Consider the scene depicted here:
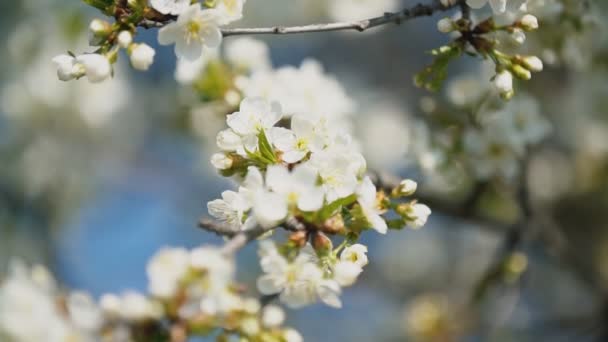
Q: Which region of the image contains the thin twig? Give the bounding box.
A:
[220,225,276,255]
[139,1,459,36]
[199,216,307,255]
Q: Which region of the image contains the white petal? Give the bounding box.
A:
[157,23,181,45]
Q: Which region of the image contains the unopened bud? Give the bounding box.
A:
[88,19,111,46]
[312,232,333,256]
[521,56,543,72]
[289,231,308,248]
[322,215,345,234]
[510,29,526,44]
[519,14,539,31]
[511,64,531,80]
[493,70,514,95]
[437,18,455,33]
[117,31,133,49]
[393,179,418,197]
[211,153,233,170]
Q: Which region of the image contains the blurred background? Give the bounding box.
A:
[1,0,607,341]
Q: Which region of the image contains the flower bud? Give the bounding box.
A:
[519,14,539,31]
[312,232,333,255]
[396,202,432,229]
[288,231,308,248]
[522,56,543,72]
[75,54,111,83]
[262,305,285,328]
[322,215,345,234]
[52,54,84,81]
[117,31,133,49]
[129,43,156,71]
[511,64,531,80]
[493,70,513,95]
[437,18,455,33]
[211,153,233,170]
[88,19,111,46]
[510,29,526,44]
[393,179,418,197]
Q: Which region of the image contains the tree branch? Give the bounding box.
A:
[198,216,307,255]
[140,1,459,36]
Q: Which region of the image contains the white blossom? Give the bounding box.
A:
[340,244,369,267]
[222,97,282,155]
[272,115,326,163]
[333,261,362,287]
[207,190,253,230]
[265,163,325,212]
[158,4,222,61]
[257,242,342,308]
[356,176,388,234]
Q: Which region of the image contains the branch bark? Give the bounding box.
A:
[140,1,459,36]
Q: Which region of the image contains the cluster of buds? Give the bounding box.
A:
[425,12,543,100]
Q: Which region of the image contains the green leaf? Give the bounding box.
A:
[319,194,357,221]
[257,129,278,164]
[414,44,463,92]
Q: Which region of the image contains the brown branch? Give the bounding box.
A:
[139,1,459,36]
[198,216,307,255]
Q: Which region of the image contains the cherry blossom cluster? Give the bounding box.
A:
[0,250,301,342]
[207,95,431,308]
[53,0,246,83]
[422,0,544,99]
[414,91,551,183]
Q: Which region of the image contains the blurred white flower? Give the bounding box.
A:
[225,37,271,72]
[147,247,190,298]
[150,0,190,15]
[328,0,400,22]
[262,305,286,328]
[236,59,355,120]
[466,0,507,13]
[214,0,247,25]
[120,291,163,321]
